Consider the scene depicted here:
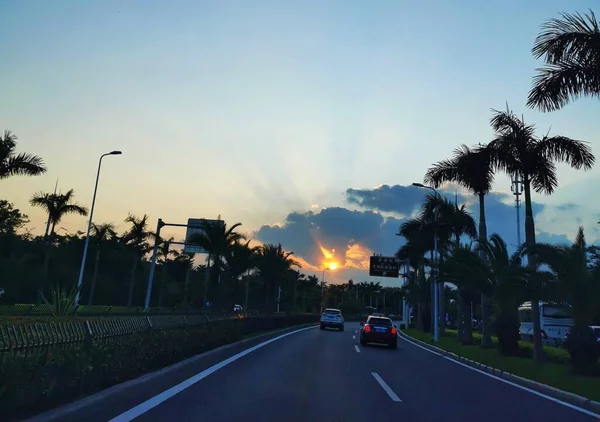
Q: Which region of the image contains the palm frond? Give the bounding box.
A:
[1,152,46,178]
[527,59,600,112]
[532,10,600,64]
[539,135,595,170]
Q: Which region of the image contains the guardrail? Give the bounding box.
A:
[0,312,256,358]
[0,312,317,358]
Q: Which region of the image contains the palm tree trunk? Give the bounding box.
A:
[523,176,545,362]
[438,253,446,338]
[293,279,298,312]
[38,246,52,304]
[88,248,101,305]
[244,272,250,310]
[183,265,191,306]
[460,288,474,345]
[430,251,435,333]
[127,253,139,307]
[478,193,493,348]
[455,234,465,343]
[203,256,211,307]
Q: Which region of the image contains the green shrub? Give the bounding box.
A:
[0,315,316,419]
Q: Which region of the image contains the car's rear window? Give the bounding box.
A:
[323,309,341,315]
[368,317,392,326]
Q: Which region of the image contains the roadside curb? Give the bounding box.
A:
[25,323,317,422]
[397,330,600,415]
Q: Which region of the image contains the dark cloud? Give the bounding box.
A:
[346,185,436,216]
[254,207,404,263]
[254,184,580,282]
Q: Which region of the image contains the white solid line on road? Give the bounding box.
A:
[108,325,318,422]
[371,373,402,402]
[397,333,442,356]
[354,345,361,353]
[442,356,600,419]
[397,332,600,418]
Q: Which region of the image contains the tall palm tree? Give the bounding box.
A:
[0,130,46,179]
[526,227,600,374]
[527,10,600,112]
[424,144,496,347]
[122,213,155,307]
[186,220,246,306]
[255,243,300,312]
[30,189,88,238]
[488,106,595,361]
[88,222,117,305]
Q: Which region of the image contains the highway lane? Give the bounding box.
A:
[130,323,403,422]
[108,322,599,422]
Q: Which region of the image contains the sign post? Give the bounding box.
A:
[143,217,223,309]
[369,256,400,278]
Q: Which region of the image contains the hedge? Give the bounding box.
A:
[0,314,318,419]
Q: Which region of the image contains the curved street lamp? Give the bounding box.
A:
[75,151,122,305]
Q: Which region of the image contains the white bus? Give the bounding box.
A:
[518,302,573,347]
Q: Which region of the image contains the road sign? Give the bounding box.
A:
[183,218,224,254]
[369,256,400,278]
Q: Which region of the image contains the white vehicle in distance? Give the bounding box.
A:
[518,301,573,346]
[320,308,344,331]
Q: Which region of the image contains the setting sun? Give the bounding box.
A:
[328,262,338,270]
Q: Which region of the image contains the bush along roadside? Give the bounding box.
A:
[0,314,318,419]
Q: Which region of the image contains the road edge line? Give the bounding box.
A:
[25,323,318,422]
[397,330,600,417]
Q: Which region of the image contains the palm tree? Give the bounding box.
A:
[186,220,246,306]
[527,227,600,374]
[424,144,496,347]
[255,243,300,312]
[88,222,117,305]
[398,217,436,332]
[30,189,88,238]
[527,10,600,112]
[421,193,477,338]
[0,130,46,179]
[444,234,530,355]
[30,189,88,299]
[227,240,258,310]
[174,252,195,306]
[488,106,595,361]
[122,213,155,307]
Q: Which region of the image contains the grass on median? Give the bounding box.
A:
[403,328,600,402]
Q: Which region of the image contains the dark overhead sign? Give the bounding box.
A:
[369,256,400,278]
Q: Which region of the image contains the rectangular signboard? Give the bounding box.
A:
[369,256,400,278]
[183,218,224,254]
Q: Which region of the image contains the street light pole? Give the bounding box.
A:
[75,151,122,305]
[412,182,440,342]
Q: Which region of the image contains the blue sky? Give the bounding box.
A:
[1,1,600,284]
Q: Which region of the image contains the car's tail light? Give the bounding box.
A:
[364,324,371,333]
[391,327,397,335]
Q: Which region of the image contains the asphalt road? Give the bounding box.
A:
[31,322,600,422]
